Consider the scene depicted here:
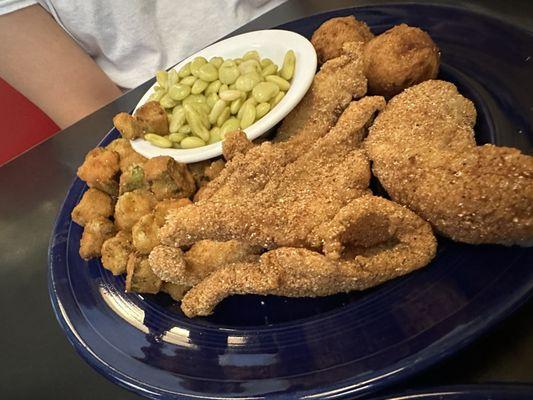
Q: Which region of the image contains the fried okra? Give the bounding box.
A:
[114,189,157,231]
[113,113,144,140]
[71,188,114,227]
[77,147,120,196]
[79,217,116,260]
[143,156,196,200]
[160,282,189,301]
[125,252,162,294]
[132,213,160,254]
[106,138,148,172]
[154,198,192,226]
[101,231,133,275]
[119,164,148,195]
[134,101,169,135]
[188,159,226,188]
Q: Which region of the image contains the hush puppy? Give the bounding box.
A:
[311,15,374,64]
[363,24,440,98]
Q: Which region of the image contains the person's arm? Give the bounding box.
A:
[0,4,122,129]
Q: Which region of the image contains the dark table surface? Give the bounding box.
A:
[1,1,532,399]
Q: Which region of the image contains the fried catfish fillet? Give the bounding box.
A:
[365,80,533,245]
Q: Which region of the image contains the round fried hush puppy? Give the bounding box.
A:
[114,189,157,231]
[125,252,162,294]
[132,213,160,254]
[79,217,116,260]
[101,231,133,275]
[363,24,440,98]
[311,15,374,64]
[71,188,114,227]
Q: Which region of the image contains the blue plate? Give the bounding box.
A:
[371,385,533,399]
[49,4,533,399]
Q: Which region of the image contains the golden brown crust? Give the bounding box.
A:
[79,217,116,260]
[71,188,114,227]
[77,147,120,196]
[134,101,169,135]
[101,231,133,275]
[275,41,368,146]
[311,15,374,64]
[160,97,385,250]
[106,138,148,172]
[153,198,192,226]
[365,80,533,245]
[132,213,160,254]
[113,113,144,140]
[125,252,162,294]
[114,189,157,231]
[363,24,440,98]
[222,130,253,161]
[149,240,261,287]
[143,156,196,200]
[180,196,436,317]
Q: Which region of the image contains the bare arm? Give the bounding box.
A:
[0,5,122,128]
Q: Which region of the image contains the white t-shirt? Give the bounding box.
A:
[0,0,286,88]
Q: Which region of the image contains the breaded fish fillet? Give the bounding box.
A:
[365,80,533,245]
[179,195,436,317]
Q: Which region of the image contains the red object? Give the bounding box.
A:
[0,77,59,166]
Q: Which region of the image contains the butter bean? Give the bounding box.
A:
[178,62,191,78]
[240,103,256,129]
[190,56,207,77]
[197,63,218,82]
[206,93,219,108]
[191,79,208,94]
[156,70,168,89]
[169,106,185,132]
[219,90,243,102]
[205,80,222,96]
[168,132,187,143]
[208,99,228,125]
[252,82,279,103]
[168,83,191,101]
[256,102,271,119]
[209,57,224,69]
[261,63,278,77]
[181,136,206,148]
[280,50,296,80]
[145,133,172,148]
[216,106,231,127]
[208,127,222,144]
[270,91,285,108]
[159,94,178,109]
[265,75,291,91]
[180,76,197,86]
[220,118,241,136]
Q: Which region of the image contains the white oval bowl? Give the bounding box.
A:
[130,29,317,164]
